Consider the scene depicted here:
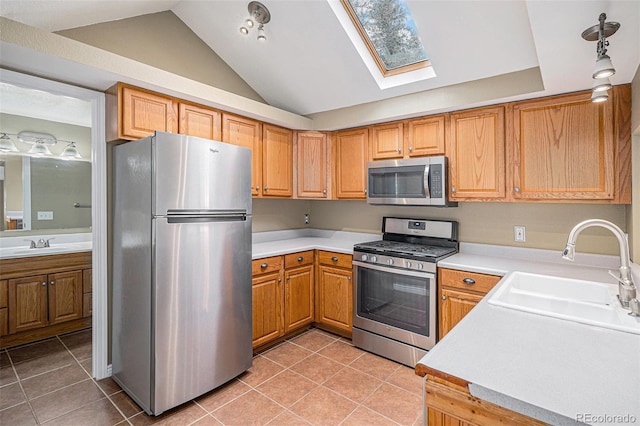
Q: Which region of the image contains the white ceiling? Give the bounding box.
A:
[0,0,639,117]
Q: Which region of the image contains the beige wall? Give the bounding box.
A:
[56,11,265,104]
[309,200,627,256]
[3,156,22,211]
[630,64,640,261]
[253,199,310,232]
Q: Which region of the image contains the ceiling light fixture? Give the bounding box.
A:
[61,141,82,159]
[239,1,271,42]
[0,133,19,152]
[581,13,619,102]
[28,140,53,156]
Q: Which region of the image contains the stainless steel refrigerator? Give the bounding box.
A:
[112,131,252,415]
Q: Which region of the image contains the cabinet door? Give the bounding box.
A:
[317,265,352,333]
[48,271,83,325]
[8,275,48,334]
[0,280,8,336]
[334,128,368,199]
[439,288,483,338]
[284,265,314,333]
[371,122,404,160]
[512,91,614,200]
[262,124,293,197]
[448,106,505,200]
[178,103,221,141]
[296,132,328,198]
[121,85,177,139]
[222,114,262,196]
[407,115,445,157]
[252,271,283,348]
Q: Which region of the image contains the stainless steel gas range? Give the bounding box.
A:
[352,217,459,367]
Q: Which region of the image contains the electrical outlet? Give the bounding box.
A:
[514,226,526,242]
[37,211,54,221]
[304,214,310,225]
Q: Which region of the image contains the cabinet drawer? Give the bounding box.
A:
[284,251,314,269]
[439,268,501,294]
[252,256,283,276]
[318,251,352,269]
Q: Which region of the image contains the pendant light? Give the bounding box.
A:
[0,133,19,152]
[581,13,620,103]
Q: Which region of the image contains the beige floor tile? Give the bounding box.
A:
[386,365,424,396]
[12,350,76,381]
[363,383,422,425]
[0,362,18,387]
[0,382,26,410]
[0,350,10,368]
[290,386,357,426]
[342,406,399,426]
[212,390,284,425]
[238,356,285,387]
[8,339,66,365]
[42,397,125,426]
[196,379,251,412]
[256,370,316,407]
[349,352,400,380]
[59,329,92,361]
[289,330,336,352]
[128,401,207,426]
[96,377,122,396]
[110,390,143,418]
[318,341,365,365]
[323,366,382,403]
[21,363,90,400]
[266,410,312,425]
[79,358,92,376]
[289,354,344,384]
[190,414,223,425]
[262,342,313,368]
[30,379,104,424]
[0,402,37,425]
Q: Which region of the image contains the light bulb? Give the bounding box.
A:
[240,26,249,35]
[592,54,615,79]
[245,18,254,28]
[591,90,609,103]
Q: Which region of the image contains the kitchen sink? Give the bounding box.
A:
[488,271,640,335]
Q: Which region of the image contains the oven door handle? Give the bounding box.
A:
[353,260,435,279]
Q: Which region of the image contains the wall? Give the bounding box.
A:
[56,11,265,104]
[252,199,310,232]
[630,64,640,261]
[310,200,627,256]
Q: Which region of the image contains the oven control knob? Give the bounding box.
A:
[406,261,412,268]
[361,254,368,261]
[417,263,424,270]
[387,259,394,265]
[370,256,377,263]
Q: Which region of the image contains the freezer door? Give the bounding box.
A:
[152,132,252,215]
[152,214,252,414]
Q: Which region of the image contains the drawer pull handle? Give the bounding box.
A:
[297,256,303,261]
[462,278,476,285]
[260,263,268,269]
[331,257,338,262]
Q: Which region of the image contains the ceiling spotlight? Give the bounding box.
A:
[592,77,612,92]
[240,26,249,35]
[0,133,19,152]
[61,142,82,159]
[257,24,266,42]
[581,13,619,102]
[591,90,609,103]
[239,1,271,42]
[245,18,254,28]
[592,54,615,79]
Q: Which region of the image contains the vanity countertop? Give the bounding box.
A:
[0,233,92,259]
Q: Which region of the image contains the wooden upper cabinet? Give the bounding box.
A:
[178,103,221,141]
[296,132,328,198]
[334,128,369,199]
[407,115,445,157]
[447,106,506,200]
[262,124,293,197]
[222,113,262,196]
[511,91,615,201]
[370,122,404,160]
[120,84,177,140]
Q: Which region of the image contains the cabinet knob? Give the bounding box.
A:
[256,186,260,191]
[287,276,291,281]
[260,263,268,269]
[451,187,456,193]
[297,256,303,261]
[397,148,401,153]
[514,187,520,193]
[331,257,338,262]
[347,277,351,281]
[278,278,282,282]
[50,281,55,285]
[41,282,47,286]
[409,146,413,152]
[264,187,269,191]
[364,189,367,194]
[462,278,476,285]
[442,295,446,300]
[323,189,327,194]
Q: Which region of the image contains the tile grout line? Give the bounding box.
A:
[4,346,40,424]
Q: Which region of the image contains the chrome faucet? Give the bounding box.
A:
[562,219,639,316]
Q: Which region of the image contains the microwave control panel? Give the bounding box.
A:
[429,164,443,199]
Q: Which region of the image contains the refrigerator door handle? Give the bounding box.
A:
[166,214,247,224]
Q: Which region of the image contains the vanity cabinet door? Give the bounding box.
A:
[0,280,7,336]
[8,275,48,334]
[48,271,83,325]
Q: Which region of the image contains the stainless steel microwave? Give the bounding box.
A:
[367,156,457,206]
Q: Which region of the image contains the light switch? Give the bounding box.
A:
[37,211,54,220]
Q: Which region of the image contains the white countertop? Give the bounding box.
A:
[0,233,93,259]
[421,243,640,425]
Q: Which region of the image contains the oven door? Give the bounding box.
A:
[352,260,437,350]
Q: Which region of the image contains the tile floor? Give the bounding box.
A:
[0,328,424,425]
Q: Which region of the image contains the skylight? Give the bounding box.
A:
[340,0,430,77]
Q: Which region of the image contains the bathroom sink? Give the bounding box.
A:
[488,271,640,335]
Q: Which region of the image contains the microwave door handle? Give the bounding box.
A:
[423,164,430,198]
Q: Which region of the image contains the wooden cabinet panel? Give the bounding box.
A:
[179,103,221,141]
[334,128,368,199]
[407,115,445,156]
[317,265,352,333]
[82,269,92,293]
[0,280,7,308]
[371,122,403,160]
[448,106,505,200]
[296,132,328,198]
[83,293,92,318]
[284,265,314,332]
[512,91,614,200]
[222,113,262,196]
[0,280,6,336]
[284,251,314,269]
[318,251,352,269]
[252,256,283,276]
[439,288,483,338]
[121,85,177,139]
[252,271,283,348]
[439,269,501,294]
[9,275,48,334]
[48,271,83,325]
[262,124,293,197]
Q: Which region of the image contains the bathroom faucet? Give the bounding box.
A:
[562,219,639,316]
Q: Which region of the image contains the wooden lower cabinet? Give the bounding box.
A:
[0,252,92,348]
[252,269,283,348]
[284,251,314,333]
[316,251,353,336]
[438,268,501,338]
